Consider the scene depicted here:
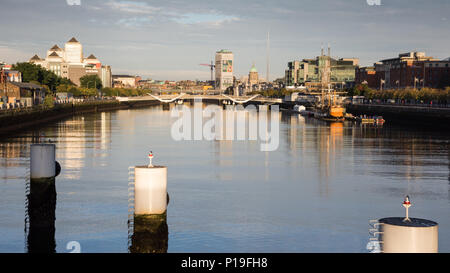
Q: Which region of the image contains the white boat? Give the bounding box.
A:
[293,105,306,113]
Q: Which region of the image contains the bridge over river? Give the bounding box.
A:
[116,93,282,105]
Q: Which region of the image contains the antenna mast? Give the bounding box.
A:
[266,30,270,83]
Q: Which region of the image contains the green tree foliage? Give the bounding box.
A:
[68,86,81,97]
[56,85,149,98]
[79,88,98,97]
[12,62,73,91]
[100,87,148,97]
[101,87,116,97]
[79,75,102,89]
[56,84,70,93]
[43,95,55,109]
[348,84,374,97]
[350,84,450,104]
[258,88,293,98]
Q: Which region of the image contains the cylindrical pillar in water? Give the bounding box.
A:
[130,213,168,253]
[379,217,438,253]
[31,144,55,179]
[28,144,58,252]
[27,177,57,253]
[134,166,167,215]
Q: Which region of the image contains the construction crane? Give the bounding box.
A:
[199,61,215,88]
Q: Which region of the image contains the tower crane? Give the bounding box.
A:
[199,61,215,88]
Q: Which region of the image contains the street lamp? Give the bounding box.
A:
[414,77,419,90]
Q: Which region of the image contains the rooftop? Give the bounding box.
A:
[86,54,97,60]
[48,52,60,57]
[9,82,43,89]
[67,37,79,43]
[50,44,61,50]
[112,75,136,78]
[30,55,42,61]
[217,49,232,53]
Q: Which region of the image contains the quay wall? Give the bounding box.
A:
[346,103,450,129]
[0,100,160,136]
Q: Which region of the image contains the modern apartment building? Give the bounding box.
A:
[29,37,112,88]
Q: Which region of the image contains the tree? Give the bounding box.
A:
[68,86,81,97]
[80,75,102,90]
[79,88,98,97]
[56,84,69,93]
[12,62,74,91]
[101,87,117,97]
[43,95,54,109]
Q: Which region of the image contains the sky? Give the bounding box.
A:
[0,0,449,81]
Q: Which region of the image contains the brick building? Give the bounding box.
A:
[0,82,45,104]
[356,52,450,89]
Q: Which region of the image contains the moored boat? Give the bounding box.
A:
[356,115,385,124]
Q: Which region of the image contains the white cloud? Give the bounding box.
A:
[106,0,160,15]
[174,13,240,26]
[116,17,153,27]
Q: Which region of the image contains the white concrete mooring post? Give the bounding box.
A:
[130,152,169,253]
[377,196,438,253]
[30,144,56,179]
[134,153,167,215]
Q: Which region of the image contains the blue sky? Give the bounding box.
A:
[0,0,449,80]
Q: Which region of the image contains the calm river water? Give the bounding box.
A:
[0,104,449,253]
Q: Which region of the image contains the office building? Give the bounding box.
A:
[285,47,359,90]
[215,49,234,91]
[112,75,141,88]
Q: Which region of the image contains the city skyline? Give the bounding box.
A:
[0,0,449,81]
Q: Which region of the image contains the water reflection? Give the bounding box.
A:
[129,214,169,253]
